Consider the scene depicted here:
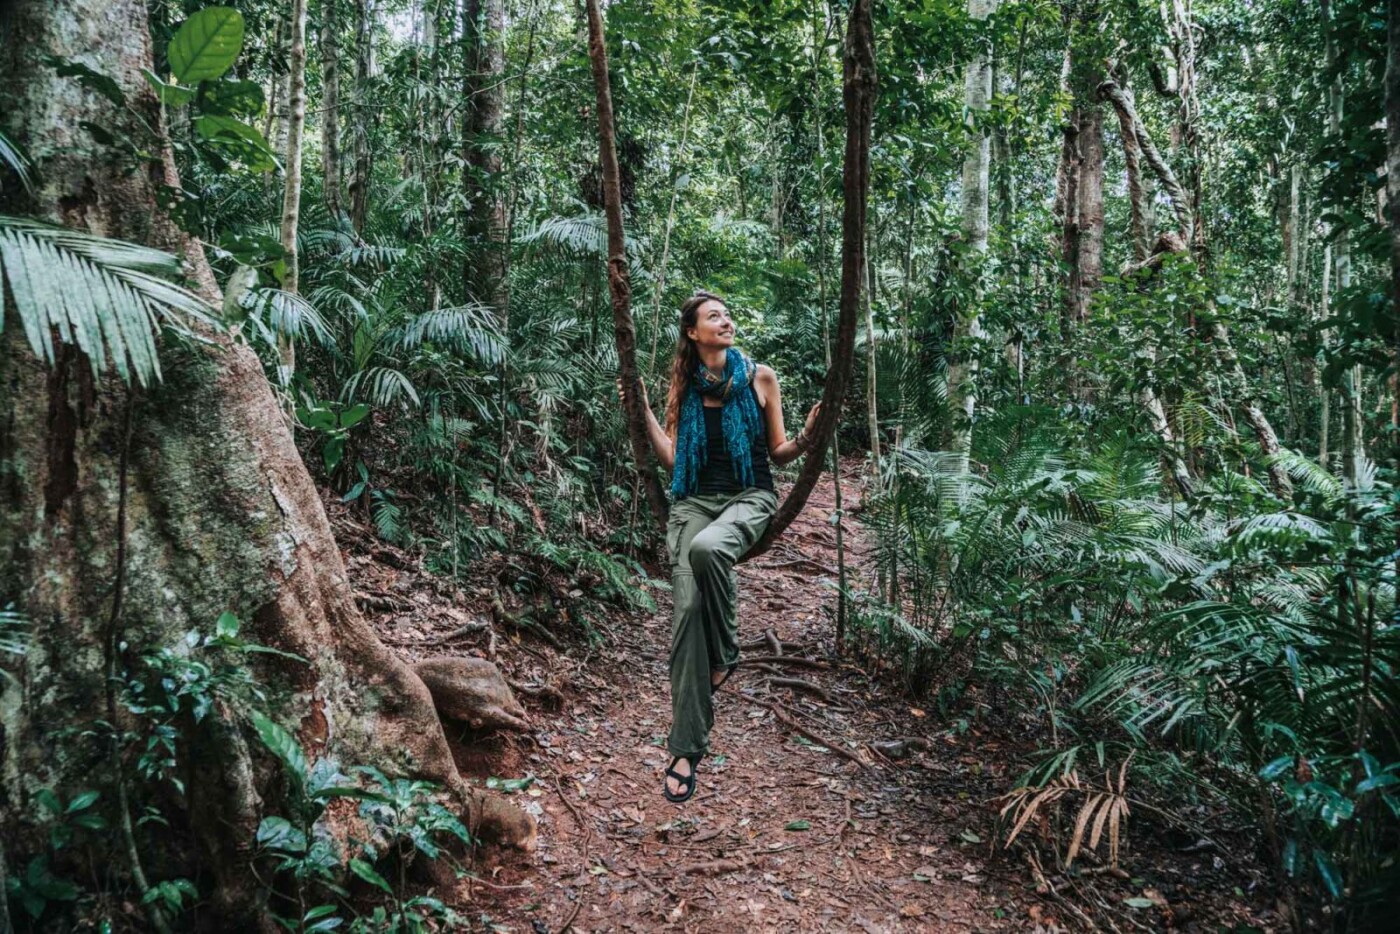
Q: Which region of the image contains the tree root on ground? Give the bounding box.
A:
[739,654,829,669]
[755,699,870,770]
[765,676,834,703]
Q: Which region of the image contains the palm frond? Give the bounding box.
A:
[0,215,219,385]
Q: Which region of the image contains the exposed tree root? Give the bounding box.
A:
[755,700,870,770]
[766,676,834,703]
[740,654,829,669]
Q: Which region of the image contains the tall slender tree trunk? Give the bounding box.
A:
[948,0,997,466]
[349,0,372,233]
[0,1,530,924]
[1102,77,1290,498]
[321,0,344,219]
[1385,0,1400,577]
[1065,104,1104,327]
[1320,242,1333,466]
[584,0,668,527]
[463,0,507,309]
[1326,0,1363,485]
[277,0,309,388]
[810,3,847,643]
[865,210,881,487]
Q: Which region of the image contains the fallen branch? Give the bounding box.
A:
[869,737,932,760]
[766,677,834,703]
[755,699,869,770]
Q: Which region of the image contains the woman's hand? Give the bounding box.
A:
[616,377,650,409]
[802,401,821,438]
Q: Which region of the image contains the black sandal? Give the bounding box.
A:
[662,755,698,803]
[710,664,738,696]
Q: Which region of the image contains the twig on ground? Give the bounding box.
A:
[554,773,591,861]
[555,899,581,934]
[755,699,870,770]
[390,620,491,646]
[1024,849,1099,931]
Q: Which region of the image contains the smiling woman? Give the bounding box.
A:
[619,290,821,802]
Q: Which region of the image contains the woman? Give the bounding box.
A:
[623,290,821,802]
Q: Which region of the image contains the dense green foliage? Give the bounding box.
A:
[4,0,1398,929]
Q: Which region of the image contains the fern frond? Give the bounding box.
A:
[0,215,218,385]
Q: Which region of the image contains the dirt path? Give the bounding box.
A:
[348,462,1280,932]
[446,466,1025,932]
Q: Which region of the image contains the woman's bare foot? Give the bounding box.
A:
[665,756,693,797]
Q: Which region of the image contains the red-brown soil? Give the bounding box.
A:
[346,463,1281,933]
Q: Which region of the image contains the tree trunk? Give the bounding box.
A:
[463,0,507,310]
[1386,0,1400,577]
[1326,0,1363,485]
[321,0,344,219]
[865,215,881,487]
[584,0,668,528]
[1113,78,1151,262]
[349,0,372,233]
[1320,242,1332,466]
[1065,104,1104,326]
[0,0,530,923]
[277,0,309,386]
[948,0,997,466]
[1101,77,1291,498]
[747,0,874,559]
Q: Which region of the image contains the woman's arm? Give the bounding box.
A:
[617,378,675,469]
[755,365,820,467]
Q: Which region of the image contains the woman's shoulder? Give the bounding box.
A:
[753,362,778,384]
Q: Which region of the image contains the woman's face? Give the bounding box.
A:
[686,299,735,349]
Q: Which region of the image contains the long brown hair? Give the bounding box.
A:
[664,290,726,440]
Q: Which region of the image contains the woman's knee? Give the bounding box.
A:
[688,530,728,575]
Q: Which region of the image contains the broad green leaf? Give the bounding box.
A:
[1313,848,1343,899]
[349,857,393,894]
[65,790,99,813]
[194,114,278,172]
[215,611,240,640]
[250,711,307,789]
[1123,897,1156,909]
[256,816,307,854]
[169,8,245,83]
[784,819,811,831]
[339,403,371,430]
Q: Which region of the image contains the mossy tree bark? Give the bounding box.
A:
[0,0,529,926]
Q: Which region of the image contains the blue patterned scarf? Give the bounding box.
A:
[671,348,764,500]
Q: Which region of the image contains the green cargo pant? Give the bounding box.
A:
[666,487,779,760]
